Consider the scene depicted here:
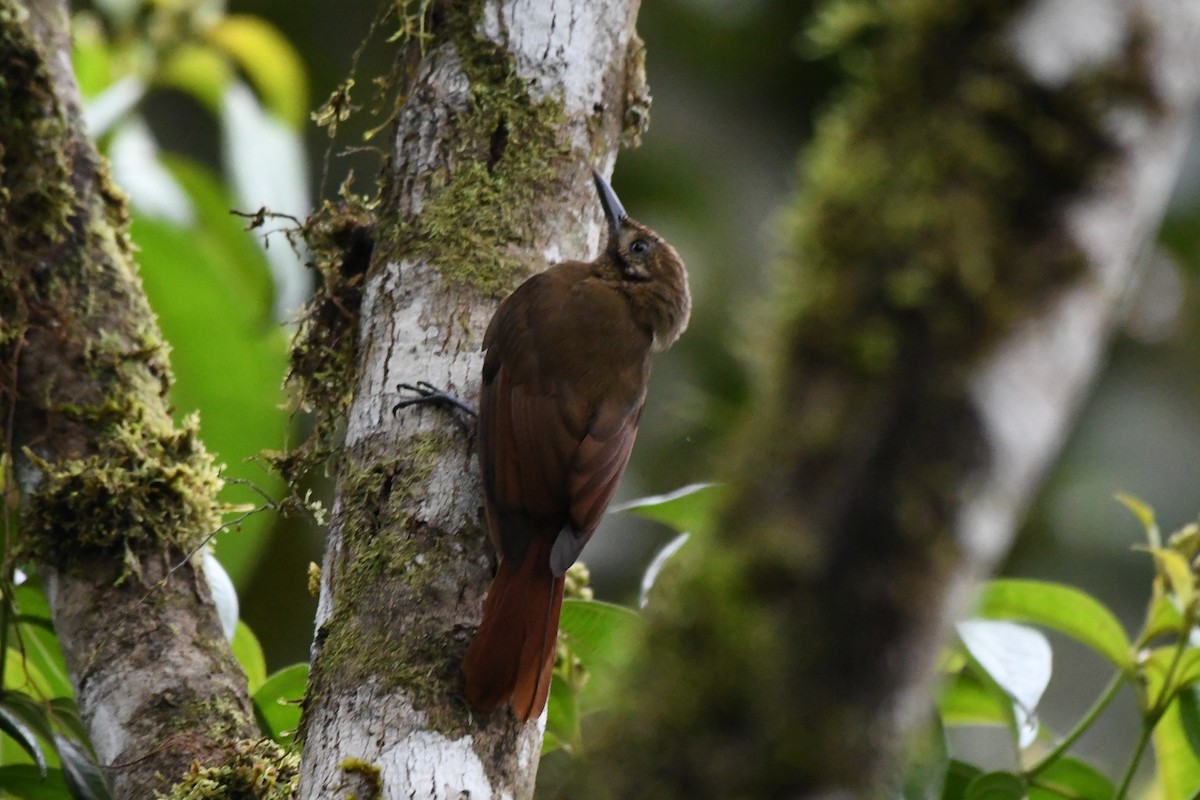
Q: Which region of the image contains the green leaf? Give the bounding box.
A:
[1155,697,1200,800]
[252,664,307,746]
[207,15,308,128]
[1179,686,1200,759]
[938,669,1012,727]
[46,700,89,751]
[0,765,71,799]
[1142,592,1186,645]
[558,600,641,710]
[1145,547,1196,611]
[964,772,1025,800]
[943,760,983,800]
[0,702,48,777]
[639,531,689,608]
[133,156,289,585]
[544,674,581,756]
[610,483,723,536]
[11,584,72,700]
[1141,647,1200,708]
[976,580,1133,672]
[232,622,267,693]
[70,14,113,100]
[1028,756,1114,800]
[1116,492,1161,547]
[4,649,56,702]
[54,734,110,800]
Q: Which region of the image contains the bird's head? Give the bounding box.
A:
[592,169,691,349]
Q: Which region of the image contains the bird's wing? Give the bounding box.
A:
[479,268,648,573]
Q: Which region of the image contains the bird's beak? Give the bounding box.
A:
[592,169,627,240]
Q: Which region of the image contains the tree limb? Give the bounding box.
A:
[297,1,643,798]
[0,1,259,796]
[571,0,1200,796]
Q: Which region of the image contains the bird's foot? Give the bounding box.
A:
[393,382,478,424]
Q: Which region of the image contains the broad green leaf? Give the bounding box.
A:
[253,664,307,746]
[1180,687,1200,763]
[1142,647,1200,708]
[208,15,308,128]
[964,772,1025,800]
[232,622,267,693]
[0,765,71,799]
[976,580,1133,672]
[544,675,581,756]
[957,620,1050,748]
[558,600,641,710]
[0,703,48,777]
[610,483,723,536]
[938,669,1011,727]
[1154,698,1200,800]
[134,156,289,585]
[11,585,72,700]
[943,760,983,800]
[4,650,55,702]
[158,43,232,114]
[1028,756,1114,800]
[54,734,110,800]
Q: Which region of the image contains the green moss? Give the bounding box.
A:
[271,196,375,487]
[786,0,1155,383]
[157,738,300,800]
[384,1,571,298]
[22,407,222,568]
[0,4,75,254]
[304,431,479,736]
[338,757,382,800]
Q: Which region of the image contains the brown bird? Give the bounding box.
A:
[462,169,691,721]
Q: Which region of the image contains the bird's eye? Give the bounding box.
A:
[630,239,650,255]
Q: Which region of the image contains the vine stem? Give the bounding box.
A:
[1026,671,1126,778]
[1114,722,1154,800]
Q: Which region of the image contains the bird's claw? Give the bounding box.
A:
[393,381,478,422]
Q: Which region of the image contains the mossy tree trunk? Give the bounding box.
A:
[0,1,262,798]
[564,1,1200,797]
[295,2,645,798]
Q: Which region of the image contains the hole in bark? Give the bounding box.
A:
[487,117,508,172]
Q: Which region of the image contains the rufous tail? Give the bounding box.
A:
[463,539,566,721]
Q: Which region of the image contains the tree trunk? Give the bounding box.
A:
[569,0,1200,797]
[0,1,259,797]
[297,2,644,797]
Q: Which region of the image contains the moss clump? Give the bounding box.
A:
[786,0,1156,383]
[22,407,222,568]
[156,738,300,800]
[383,1,571,298]
[269,196,375,488]
[338,757,382,799]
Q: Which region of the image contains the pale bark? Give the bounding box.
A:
[297,2,641,798]
[1,1,256,797]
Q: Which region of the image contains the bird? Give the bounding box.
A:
[462,168,691,721]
